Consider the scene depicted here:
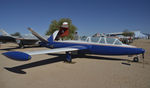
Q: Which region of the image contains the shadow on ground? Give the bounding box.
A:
[4,54,131,74]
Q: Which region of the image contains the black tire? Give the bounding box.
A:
[133,57,139,62]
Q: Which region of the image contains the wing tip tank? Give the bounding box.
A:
[2,51,31,61]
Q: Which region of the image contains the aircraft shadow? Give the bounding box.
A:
[4,55,65,74]
[4,54,131,74]
[48,53,128,61]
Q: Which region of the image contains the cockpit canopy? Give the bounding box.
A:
[80,37,123,45]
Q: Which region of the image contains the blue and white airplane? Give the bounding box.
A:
[2,29,145,62]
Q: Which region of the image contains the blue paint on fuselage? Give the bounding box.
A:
[48,41,145,55]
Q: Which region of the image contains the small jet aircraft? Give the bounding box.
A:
[0,29,39,48]
[2,28,145,63]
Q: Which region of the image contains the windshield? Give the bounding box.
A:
[114,39,122,45]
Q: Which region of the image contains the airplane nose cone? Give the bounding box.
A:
[138,48,145,54]
[141,48,145,54]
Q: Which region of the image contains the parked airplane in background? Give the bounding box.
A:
[0,29,39,48]
[2,28,145,63]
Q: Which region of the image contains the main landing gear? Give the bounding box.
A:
[16,40,24,48]
[64,52,72,63]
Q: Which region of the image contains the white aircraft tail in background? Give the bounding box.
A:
[0,29,11,36]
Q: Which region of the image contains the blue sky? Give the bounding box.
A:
[0,0,150,36]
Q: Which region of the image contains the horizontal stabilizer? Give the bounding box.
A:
[3,51,31,61]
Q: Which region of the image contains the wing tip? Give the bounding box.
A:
[2,51,31,61]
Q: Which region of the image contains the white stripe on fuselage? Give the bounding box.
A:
[54,40,136,48]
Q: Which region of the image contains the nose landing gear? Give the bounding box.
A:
[132,54,145,68]
[133,56,139,62]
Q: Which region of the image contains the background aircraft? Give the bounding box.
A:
[2,28,145,63]
[0,29,39,48]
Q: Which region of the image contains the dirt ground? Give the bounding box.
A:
[0,39,150,88]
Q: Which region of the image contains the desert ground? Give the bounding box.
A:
[0,39,150,88]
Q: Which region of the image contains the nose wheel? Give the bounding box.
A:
[133,56,139,62]
[133,54,145,68]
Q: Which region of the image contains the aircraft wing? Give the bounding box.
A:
[2,46,87,61]
[26,46,87,55]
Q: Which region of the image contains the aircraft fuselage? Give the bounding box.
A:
[49,41,145,55]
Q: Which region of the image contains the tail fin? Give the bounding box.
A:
[47,30,59,42]
[0,30,11,36]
